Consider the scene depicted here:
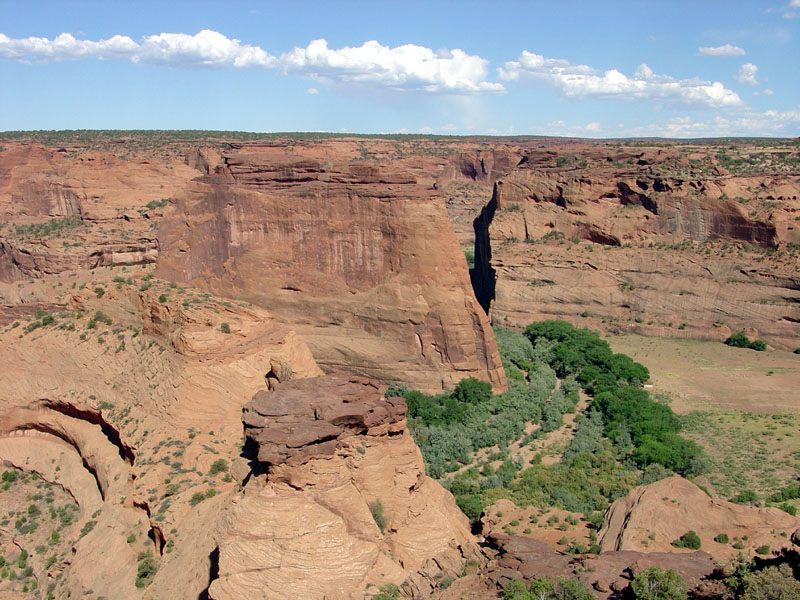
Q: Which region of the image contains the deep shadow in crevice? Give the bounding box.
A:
[197,547,220,600]
[471,184,498,315]
[38,399,136,466]
[239,434,267,487]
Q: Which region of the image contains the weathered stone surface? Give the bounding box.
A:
[484,533,719,599]
[474,145,800,349]
[211,374,481,600]
[243,375,408,466]
[156,144,506,392]
[0,143,199,280]
[0,276,323,599]
[598,476,799,561]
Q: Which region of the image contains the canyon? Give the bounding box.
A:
[0,131,798,598]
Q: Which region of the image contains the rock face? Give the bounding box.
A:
[0,274,322,599]
[210,374,481,600]
[156,145,506,392]
[0,142,199,280]
[483,532,720,600]
[598,476,799,561]
[474,145,800,349]
[0,139,508,392]
[243,375,407,466]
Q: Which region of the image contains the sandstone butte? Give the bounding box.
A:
[473,144,800,348]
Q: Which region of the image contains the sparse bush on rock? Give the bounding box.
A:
[671,530,701,550]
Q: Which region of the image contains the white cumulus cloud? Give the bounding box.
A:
[0,30,503,94]
[696,44,746,57]
[498,51,742,108]
[277,39,503,93]
[135,30,275,68]
[734,63,759,85]
[624,109,800,138]
[0,32,138,62]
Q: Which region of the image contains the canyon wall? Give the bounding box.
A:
[0,140,506,393]
[156,146,506,392]
[474,145,800,349]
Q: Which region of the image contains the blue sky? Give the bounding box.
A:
[1,0,798,137]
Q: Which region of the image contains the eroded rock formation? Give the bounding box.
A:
[474,145,800,348]
[210,374,481,599]
[598,476,799,561]
[0,139,507,392]
[0,276,322,599]
[156,145,506,392]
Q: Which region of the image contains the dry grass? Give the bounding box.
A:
[609,334,800,500]
[608,334,800,415]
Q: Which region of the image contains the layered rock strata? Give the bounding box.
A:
[474,146,800,348]
[0,278,321,599]
[210,374,481,599]
[156,147,506,392]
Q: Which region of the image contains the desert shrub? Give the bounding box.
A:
[768,483,800,503]
[725,333,767,351]
[725,332,751,348]
[372,583,401,600]
[219,322,231,334]
[158,294,167,303]
[754,544,770,555]
[208,459,228,475]
[463,249,475,269]
[671,530,701,550]
[778,502,797,516]
[369,500,387,533]
[189,489,216,506]
[741,563,800,600]
[731,490,758,505]
[714,533,730,544]
[630,566,686,600]
[503,576,593,600]
[135,550,157,588]
[79,520,96,538]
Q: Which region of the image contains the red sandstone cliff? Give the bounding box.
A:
[473,145,800,349]
[156,146,506,392]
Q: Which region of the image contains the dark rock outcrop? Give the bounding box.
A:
[242,374,407,467]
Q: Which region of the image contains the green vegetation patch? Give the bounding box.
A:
[396,321,700,527]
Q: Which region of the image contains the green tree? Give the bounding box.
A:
[452,377,493,405]
[671,530,701,550]
[741,564,800,600]
[725,332,751,348]
[630,566,686,600]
